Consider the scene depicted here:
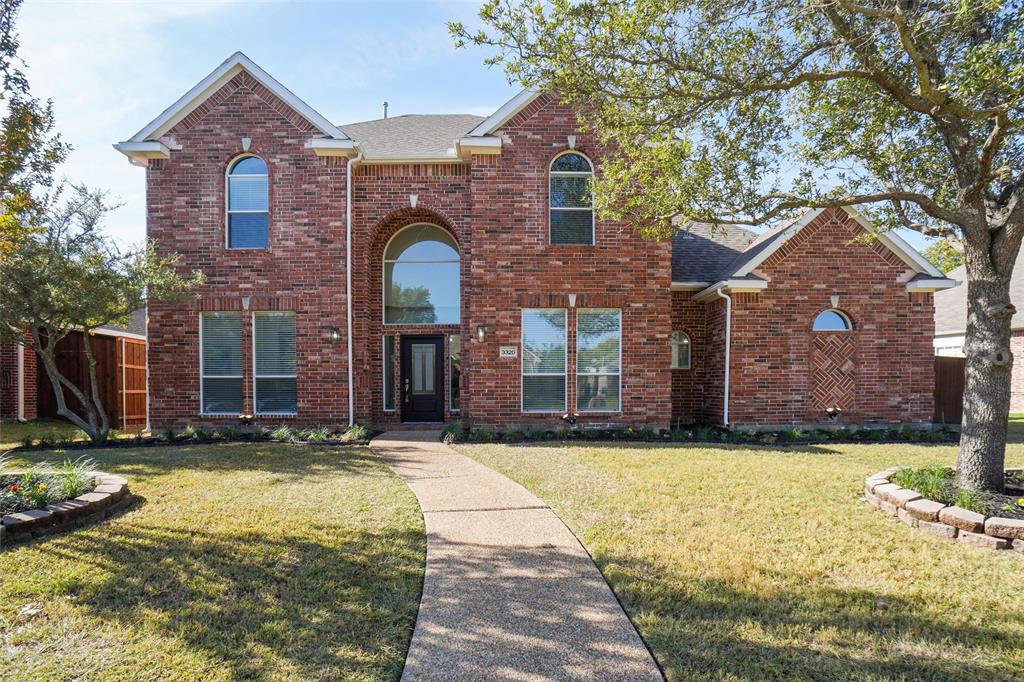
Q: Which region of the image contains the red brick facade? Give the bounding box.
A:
[132,63,937,430]
[0,339,37,421]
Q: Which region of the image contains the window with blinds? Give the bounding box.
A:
[671,331,691,369]
[522,309,567,412]
[549,152,594,245]
[577,309,621,412]
[254,311,296,414]
[200,311,243,414]
[227,155,269,249]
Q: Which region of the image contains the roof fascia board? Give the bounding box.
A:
[670,281,711,291]
[304,138,360,158]
[360,154,466,164]
[467,89,540,136]
[456,135,502,158]
[906,277,958,292]
[127,52,348,143]
[693,279,770,301]
[112,141,170,166]
[841,206,945,277]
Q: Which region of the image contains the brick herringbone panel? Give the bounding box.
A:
[812,334,856,410]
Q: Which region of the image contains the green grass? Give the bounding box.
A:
[0,443,425,681]
[457,440,1024,681]
[0,418,87,450]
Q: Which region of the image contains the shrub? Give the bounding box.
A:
[891,465,954,501]
[270,425,295,442]
[952,488,986,514]
[342,424,373,442]
[20,435,35,448]
[553,425,570,440]
[179,426,196,441]
[695,426,716,442]
[470,427,495,443]
[524,427,548,441]
[51,456,98,499]
[505,427,526,442]
[303,426,332,442]
[441,420,468,444]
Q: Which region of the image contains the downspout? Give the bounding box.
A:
[713,287,731,427]
[16,342,25,422]
[345,151,363,427]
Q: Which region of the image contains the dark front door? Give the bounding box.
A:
[400,335,445,422]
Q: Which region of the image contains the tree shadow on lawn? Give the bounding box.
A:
[35,521,424,681]
[7,441,379,485]
[598,557,1020,681]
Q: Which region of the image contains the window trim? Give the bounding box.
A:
[575,308,622,413]
[199,311,243,416]
[521,308,568,414]
[252,311,298,416]
[812,309,853,332]
[671,330,692,370]
[548,150,595,246]
[225,154,269,250]
[382,222,461,326]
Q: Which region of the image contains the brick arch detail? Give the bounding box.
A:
[370,205,464,252]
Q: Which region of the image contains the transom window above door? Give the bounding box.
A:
[384,223,460,324]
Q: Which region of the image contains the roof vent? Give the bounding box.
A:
[382,101,388,119]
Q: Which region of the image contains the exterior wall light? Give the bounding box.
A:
[476,325,486,343]
[327,327,342,344]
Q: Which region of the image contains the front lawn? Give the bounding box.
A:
[0,443,425,681]
[0,418,87,450]
[457,441,1024,681]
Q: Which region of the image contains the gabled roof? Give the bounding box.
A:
[673,207,955,295]
[126,52,348,143]
[465,90,541,137]
[934,255,1024,335]
[339,114,485,159]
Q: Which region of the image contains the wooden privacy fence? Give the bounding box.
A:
[37,332,147,431]
[933,356,966,424]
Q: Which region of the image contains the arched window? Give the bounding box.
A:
[812,309,852,331]
[549,151,594,245]
[384,224,460,324]
[227,155,269,248]
[671,331,691,369]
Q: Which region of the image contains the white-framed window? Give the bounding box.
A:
[227,155,269,249]
[812,309,852,331]
[449,333,461,413]
[671,331,691,369]
[577,309,621,412]
[253,311,296,415]
[200,311,243,414]
[549,151,595,245]
[522,308,567,412]
[383,223,460,324]
[383,335,396,411]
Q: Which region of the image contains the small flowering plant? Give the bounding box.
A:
[0,457,98,516]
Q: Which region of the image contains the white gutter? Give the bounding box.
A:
[345,151,363,427]
[713,288,732,427]
[16,342,25,422]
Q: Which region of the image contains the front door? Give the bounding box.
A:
[400,335,445,422]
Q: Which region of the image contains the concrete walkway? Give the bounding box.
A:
[371,431,663,682]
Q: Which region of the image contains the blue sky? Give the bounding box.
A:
[17,0,932,251]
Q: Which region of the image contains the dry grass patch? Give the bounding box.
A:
[0,442,425,681]
[458,440,1024,681]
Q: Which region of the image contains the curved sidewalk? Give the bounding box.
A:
[371,431,662,681]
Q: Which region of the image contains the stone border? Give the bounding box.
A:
[0,472,132,548]
[864,468,1024,553]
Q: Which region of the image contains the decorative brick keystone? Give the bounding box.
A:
[938,506,986,533]
[957,531,1010,550]
[904,498,946,522]
[984,517,1024,540]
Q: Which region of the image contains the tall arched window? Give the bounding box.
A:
[384,224,460,324]
[812,309,852,331]
[227,155,269,248]
[671,331,691,369]
[549,151,594,245]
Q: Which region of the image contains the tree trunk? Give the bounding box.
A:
[31,328,105,443]
[80,332,110,442]
[957,256,1013,492]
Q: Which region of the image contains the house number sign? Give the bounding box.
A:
[500,346,518,359]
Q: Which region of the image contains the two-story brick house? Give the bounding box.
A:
[116,53,954,431]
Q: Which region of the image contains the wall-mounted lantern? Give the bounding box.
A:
[476,325,487,343]
[326,327,342,344]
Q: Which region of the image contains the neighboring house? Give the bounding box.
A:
[115,52,953,430]
[934,258,1024,410]
[0,310,148,429]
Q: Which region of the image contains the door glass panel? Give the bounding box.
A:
[411,343,435,395]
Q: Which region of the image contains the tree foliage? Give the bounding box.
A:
[0,186,203,442]
[922,239,964,273]
[454,0,1024,492]
[0,0,68,254]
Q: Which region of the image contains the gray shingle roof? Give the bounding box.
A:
[671,222,760,282]
[933,261,1024,335]
[338,114,485,158]
[97,308,147,338]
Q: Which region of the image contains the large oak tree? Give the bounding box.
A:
[453,0,1024,491]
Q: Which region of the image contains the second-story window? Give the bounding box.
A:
[227,155,269,249]
[549,151,594,246]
